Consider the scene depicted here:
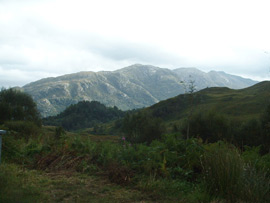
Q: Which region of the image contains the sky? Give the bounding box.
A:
[1,0,270,87]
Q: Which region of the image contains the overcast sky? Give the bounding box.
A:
[1,0,270,87]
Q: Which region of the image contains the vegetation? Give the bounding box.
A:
[0,88,41,126]
[1,125,269,202]
[121,111,164,144]
[148,81,270,122]
[43,100,125,131]
[178,105,270,154]
[1,82,270,202]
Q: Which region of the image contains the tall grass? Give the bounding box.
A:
[241,164,270,202]
[0,163,42,203]
[202,142,270,202]
[202,142,243,201]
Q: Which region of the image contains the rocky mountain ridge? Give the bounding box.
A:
[22,64,257,117]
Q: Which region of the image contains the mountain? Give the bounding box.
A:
[22,64,258,117]
[173,68,256,89]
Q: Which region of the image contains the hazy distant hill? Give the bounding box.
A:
[173,68,256,89]
[22,64,257,117]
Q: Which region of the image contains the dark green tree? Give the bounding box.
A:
[261,103,270,153]
[43,101,125,131]
[236,119,262,148]
[0,88,41,126]
[122,111,164,144]
[181,111,229,143]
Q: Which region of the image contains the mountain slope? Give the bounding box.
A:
[22,64,258,117]
[43,100,125,131]
[146,81,270,123]
[173,68,256,89]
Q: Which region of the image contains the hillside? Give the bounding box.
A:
[173,68,256,89]
[146,81,270,123]
[22,64,257,117]
[43,100,125,131]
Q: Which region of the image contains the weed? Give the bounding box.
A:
[0,163,42,202]
[202,142,243,201]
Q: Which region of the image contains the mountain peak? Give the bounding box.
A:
[22,64,258,117]
[117,64,161,72]
[174,67,203,72]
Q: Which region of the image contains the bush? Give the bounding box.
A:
[236,119,262,148]
[242,146,270,173]
[0,88,41,126]
[241,164,270,202]
[261,103,270,153]
[202,142,270,202]
[4,120,41,140]
[122,111,164,144]
[202,142,244,201]
[181,111,229,143]
[1,132,25,163]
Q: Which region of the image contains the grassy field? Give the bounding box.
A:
[1,125,269,202]
[0,127,188,202]
[0,163,160,203]
[0,127,160,202]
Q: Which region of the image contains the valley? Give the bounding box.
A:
[0,77,269,203]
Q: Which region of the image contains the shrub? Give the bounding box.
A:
[1,132,25,163]
[122,111,164,144]
[4,120,41,140]
[236,119,262,148]
[202,142,270,202]
[160,135,204,180]
[261,103,270,153]
[240,164,270,202]
[181,111,229,143]
[0,88,41,126]
[202,142,244,201]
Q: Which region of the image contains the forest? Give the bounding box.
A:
[0,86,270,202]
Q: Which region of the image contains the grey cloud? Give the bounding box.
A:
[74,34,187,67]
[0,3,269,88]
[191,48,270,80]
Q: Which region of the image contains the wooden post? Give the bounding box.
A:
[0,130,7,165]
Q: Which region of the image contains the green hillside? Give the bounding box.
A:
[43,100,125,131]
[146,81,270,123]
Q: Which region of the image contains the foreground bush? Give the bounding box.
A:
[122,111,164,144]
[202,142,270,202]
[202,142,243,201]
